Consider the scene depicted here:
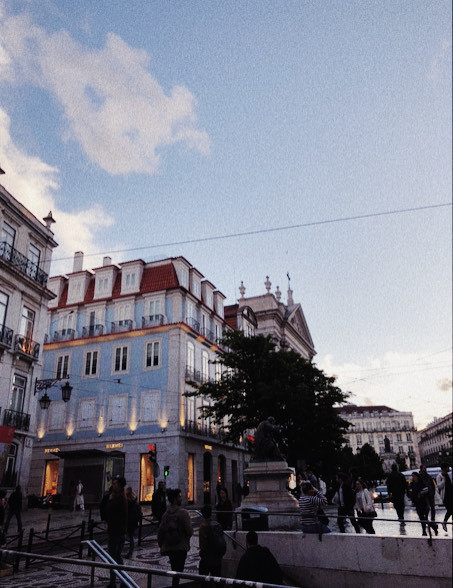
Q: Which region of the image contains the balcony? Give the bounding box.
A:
[82,324,104,338]
[142,314,165,328]
[185,366,202,383]
[200,327,215,341]
[53,328,76,342]
[0,241,48,286]
[111,320,133,333]
[182,419,222,440]
[0,324,13,349]
[3,409,31,432]
[185,317,200,332]
[14,334,40,360]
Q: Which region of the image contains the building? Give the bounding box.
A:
[0,183,57,491]
[29,253,247,506]
[338,404,420,469]
[417,412,452,467]
[224,276,316,359]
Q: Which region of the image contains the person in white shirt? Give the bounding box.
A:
[354,479,376,534]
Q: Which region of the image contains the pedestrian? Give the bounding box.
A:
[299,481,331,534]
[306,470,319,489]
[3,485,23,535]
[125,486,142,558]
[436,463,452,533]
[386,463,407,525]
[75,479,84,511]
[157,488,194,588]
[69,480,77,511]
[409,471,437,536]
[101,475,128,588]
[152,480,167,523]
[198,504,226,576]
[216,487,233,530]
[0,489,7,544]
[419,464,437,533]
[334,472,360,533]
[354,479,376,534]
[235,530,282,584]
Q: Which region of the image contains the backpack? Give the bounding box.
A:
[209,521,226,556]
[162,509,182,545]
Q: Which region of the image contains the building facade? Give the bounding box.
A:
[224,277,316,360]
[0,183,57,491]
[338,405,420,469]
[417,412,452,467]
[29,254,247,506]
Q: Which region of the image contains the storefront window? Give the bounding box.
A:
[44,460,59,495]
[187,453,195,503]
[140,453,154,502]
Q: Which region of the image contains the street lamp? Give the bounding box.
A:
[34,377,73,409]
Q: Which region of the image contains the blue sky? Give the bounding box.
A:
[0,0,451,428]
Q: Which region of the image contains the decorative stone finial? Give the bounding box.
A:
[239,281,246,298]
[275,286,281,301]
[287,287,293,306]
[265,275,271,293]
[43,211,56,229]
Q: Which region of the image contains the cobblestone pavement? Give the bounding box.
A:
[0,504,451,587]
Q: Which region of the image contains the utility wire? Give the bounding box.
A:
[51,202,452,262]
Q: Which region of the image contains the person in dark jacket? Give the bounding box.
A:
[216,487,233,530]
[235,530,282,584]
[125,486,141,558]
[102,475,128,588]
[409,471,437,536]
[419,464,438,533]
[152,480,167,522]
[3,485,23,535]
[198,504,225,576]
[334,472,360,533]
[386,464,407,524]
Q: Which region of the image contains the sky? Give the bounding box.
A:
[0,0,451,429]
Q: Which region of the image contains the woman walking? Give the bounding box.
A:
[354,479,376,534]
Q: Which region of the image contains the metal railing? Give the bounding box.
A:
[53,328,76,342]
[82,324,104,337]
[3,408,31,431]
[142,314,165,328]
[0,323,13,347]
[111,320,133,333]
[14,334,40,358]
[0,241,48,285]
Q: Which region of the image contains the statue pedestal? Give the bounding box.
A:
[238,460,299,531]
[381,452,397,474]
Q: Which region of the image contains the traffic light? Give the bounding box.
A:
[246,435,255,452]
[164,465,170,478]
[148,443,157,462]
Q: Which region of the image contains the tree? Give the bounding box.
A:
[352,443,384,482]
[185,331,351,470]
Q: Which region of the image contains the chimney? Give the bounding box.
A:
[103,256,112,266]
[73,251,84,273]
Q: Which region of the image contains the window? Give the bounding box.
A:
[108,395,127,426]
[49,402,65,431]
[399,446,404,454]
[215,362,222,382]
[368,435,374,443]
[408,445,414,454]
[141,392,159,422]
[193,280,200,298]
[202,351,209,382]
[406,433,412,442]
[113,346,129,373]
[84,350,99,377]
[186,342,194,375]
[1,221,16,247]
[10,375,26,413]
[180,268,188,288]
[60,312,75,333]
[186,301,195,323]
[27,243,41,278]
[205,291,213,309]
[356,435,362,445]
[396,433,402,441]
[125,272,136,288]
[115,303,132,324]
[145,341,160,369]
[148,299,162,318]
[20,306,35,339]
[55,354,70,379]
[0,291,8,326]
[215,323,222,341]
[79,399,96,428]
[95,276,110,298]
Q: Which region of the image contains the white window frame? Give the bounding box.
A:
[79,398,96,429]
[83,348,100,378]
[114,302,133,323]
[187,341,195,375]
[144,339,161,370]
[112,344,130,374]
[141,391,160,423]
[202,351,209,382]
[48,401,65,431]
[55,353,70,379]
[108,394,128,427]
[147,298,163,318]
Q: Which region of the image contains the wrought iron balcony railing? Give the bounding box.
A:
[0,241,48,286]
[14,334,40,359]
[111,320,133,333]
[185,366,202,383]
[82,324,104,338]
[0,324,13,348]
[200,327,215,341]
[3,409,31,432]
[142,314,165,328]
[182,419,222,440]
[185,317,200,331]
[53,328,76,342]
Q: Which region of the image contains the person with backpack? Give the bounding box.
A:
[198,505,226,576]
[235,530,282,584]
[157,488,193,588]
[125,486,142,558]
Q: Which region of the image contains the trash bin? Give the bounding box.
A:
[241,506,269,531]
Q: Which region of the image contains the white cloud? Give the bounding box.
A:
[0,106,114,275]
[318,350,452,430]
[0,11,210,175]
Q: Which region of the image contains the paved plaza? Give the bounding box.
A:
[0,504,451,587]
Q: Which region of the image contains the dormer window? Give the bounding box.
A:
[180,269,188,288]
[120,262,143,294]
[125,272,136,288]
[95,276,110,297]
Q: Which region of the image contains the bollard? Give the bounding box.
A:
[14,528,24,571]
[79,520,86,558]
[25,528,34,569]
[138,516,143,546]
[88,519,95,540]
[45,512,51,539]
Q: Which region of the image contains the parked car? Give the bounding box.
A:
[372,485,389,502]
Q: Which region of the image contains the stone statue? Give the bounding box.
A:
[252,416,283,461]
[384,436,391,453]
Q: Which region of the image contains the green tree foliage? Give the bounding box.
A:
[352,443,385,481]
[185,331,351,469]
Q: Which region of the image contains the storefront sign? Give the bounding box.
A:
[44,448,60,454]
[106,443,123,449]
[204,444,212,451]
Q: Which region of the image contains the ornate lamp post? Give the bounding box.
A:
[34,378,73,409]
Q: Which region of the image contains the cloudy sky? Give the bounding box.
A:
[0,0,451,429]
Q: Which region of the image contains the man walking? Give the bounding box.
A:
[158,488,193,588]
[419,464,438,533]
[3,485,23,535]
[101,475,128,588]
[437,463,452,533]
[152,480,167,523]
[386,464,407,525]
